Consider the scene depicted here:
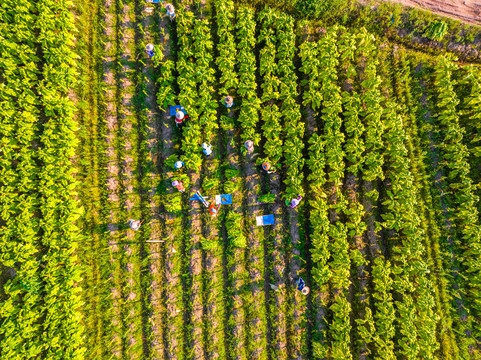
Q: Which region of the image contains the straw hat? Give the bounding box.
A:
[262,162,271,171]
[146,43,154,51]
[175,161,183,169]
[172,180,179,186]
[301,287,310,295]
[165,3,174,12]
[175,111,184,120]
[202,143,209,149]
[225,96,233,104]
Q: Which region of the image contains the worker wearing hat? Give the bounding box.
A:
[295,277,309,295]
[262,162,275,174]
[209,202,219,217]
[175,110,185,127]
[244,140,254,154]
[202,143,212,156]
[146,43,155,58]
[165,3,176,20]
[128,219,142,231]
[174,160,184,170]
[224,96,235,109]
[172,180,185,192]
[287,195,302,209]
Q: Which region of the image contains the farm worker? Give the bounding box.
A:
[146,43,155,58]
[295,277,310,295]
[172,180,185,193]
[165,3,176,20]
[202,143,212,156]
[128,219,142,231]
[288,195,302,209]
[262,162,275,174]
[244,140,254,153]
[175,110,185,127]
[174,160,184,170]
[224,96,234,109]
[209,202,219,217]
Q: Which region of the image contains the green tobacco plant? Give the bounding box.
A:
[200,236,220,251]
[226,211,246,248]
[423,20,448,41]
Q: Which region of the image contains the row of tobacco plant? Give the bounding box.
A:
[0,0,85,358]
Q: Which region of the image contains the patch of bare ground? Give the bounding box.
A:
[303,104,328,357]
[158,33,181,358]
[381,0,481,26]
[361,181,382,258]
[266,171,288,359]
[283,98,305,360]
[187,168,206,360]
[203,245,222,359]
[286,204,305,360]
[114,1,142,355]
[102,0,124,355]
[229,176,248,360]
[201,128,225,359]
[236,128,268,359]
[141,5,167,360]
[345,173,370,360]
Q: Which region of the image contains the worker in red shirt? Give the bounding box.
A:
[175,110,186,127]
[172,180,185,192]
[209,202,219,217]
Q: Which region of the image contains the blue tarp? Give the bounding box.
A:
[169,105,187,116]
[256,214,275,226]
[216,194,232,205]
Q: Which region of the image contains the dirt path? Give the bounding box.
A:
[156,12,183,358]
[103,0,124,356]
[242,137,269,360]
[303,103,327,359]
[140,4,168,360]
[382,0,481,26]
[187,169,205,360]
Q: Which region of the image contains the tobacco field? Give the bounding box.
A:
[1,0,481,359]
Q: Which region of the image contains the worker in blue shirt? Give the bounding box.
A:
[202,143,212,156]
[174,161,184,170]
[296,277,305,291]
[146,43,155,58]
[224,96,234,109]
[295,277,309,295]
[165,3,176,20]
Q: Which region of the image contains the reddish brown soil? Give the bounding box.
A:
[382,0,481,26]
